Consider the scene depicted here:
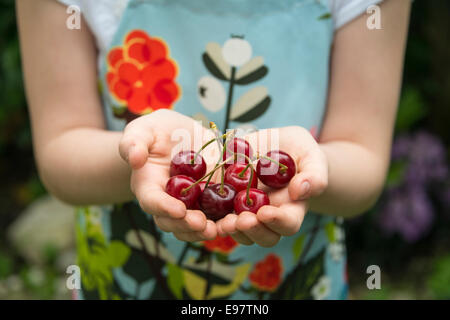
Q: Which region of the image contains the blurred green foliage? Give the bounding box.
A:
[395,87,427,133]
[0,252,13,279]
[428,254,450,299]
[0,0,449,299]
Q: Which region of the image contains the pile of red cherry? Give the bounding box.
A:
[165,131,296,221]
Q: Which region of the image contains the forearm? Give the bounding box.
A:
[309,140,388,218]
[37,127,134,206]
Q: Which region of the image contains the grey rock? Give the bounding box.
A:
[7,195,76,264]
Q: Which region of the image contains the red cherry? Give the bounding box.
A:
[224,163,258,193]
[199,183,236,221]
[170,151,206,181]
[165,175,201,209]
[223,138,253,168]
[256,150,296,188]
[192,181,207,210]
[234,189,270,214]
[198,181,207,191]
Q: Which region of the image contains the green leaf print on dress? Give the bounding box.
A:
[106,203,253,300]
[113,202,176,299]
[271,249,326,300]
[75,207,131,300]
[199,36,271,130]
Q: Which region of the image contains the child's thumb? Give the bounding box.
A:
[119,127,154,170]
[287,150,328,201]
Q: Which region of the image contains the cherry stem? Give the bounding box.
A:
[182,125,242,194]
[209,121,225,154]
[209,122,217,130]
[191,132,231,165]
[187,126,236,190]
[238,163,251,178]
[182,156,234,193]
[226,150,254,167]
[204,129,236,188]
[204,167,215,189]
[220,166,225,195]
[245,165,254,206]
[218,131,234,195]
[204,145,226,189]
[205,133,230,188]
[258,154,288,173]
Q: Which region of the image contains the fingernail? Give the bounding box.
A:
[300,181,311,198]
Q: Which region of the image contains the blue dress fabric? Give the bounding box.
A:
[75,0,348,300]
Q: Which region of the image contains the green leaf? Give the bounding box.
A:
[122,249,156,283]
[292,234,306,260]
[235,57,264,78]
[97,79,104,95]
[107,241,131,267]
[239,285,257,294]
[395,88,427,132]
[231,88,271,123]
[109,205,132,242]
[203,42,231,80]
[428,254,450,299]
[234,96,270,122]
[0,253,13,279]
[318,13,332,20]
[112,105,127,117]
[386,161,407,187]
[214,252,243,265]
[203,53,228,81]
[110,203,161,244]
[167,263,184,299]
[324,222,336,243]
[271,249,325,299]
[184,266,231,286]
[194,249,210,264]
[235,66,268,85]
[149,280,173,299]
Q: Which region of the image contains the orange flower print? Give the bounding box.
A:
[203,235,238,255]
[249,254,283,292]
[106,30,180,118]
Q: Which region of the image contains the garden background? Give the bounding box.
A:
[0,0,449,299]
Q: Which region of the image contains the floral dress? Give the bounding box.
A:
[75,0,348,300]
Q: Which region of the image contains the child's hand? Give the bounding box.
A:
[119,110,220,242]
[216,126,328,247]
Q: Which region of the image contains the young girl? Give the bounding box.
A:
[16,0,411,300]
